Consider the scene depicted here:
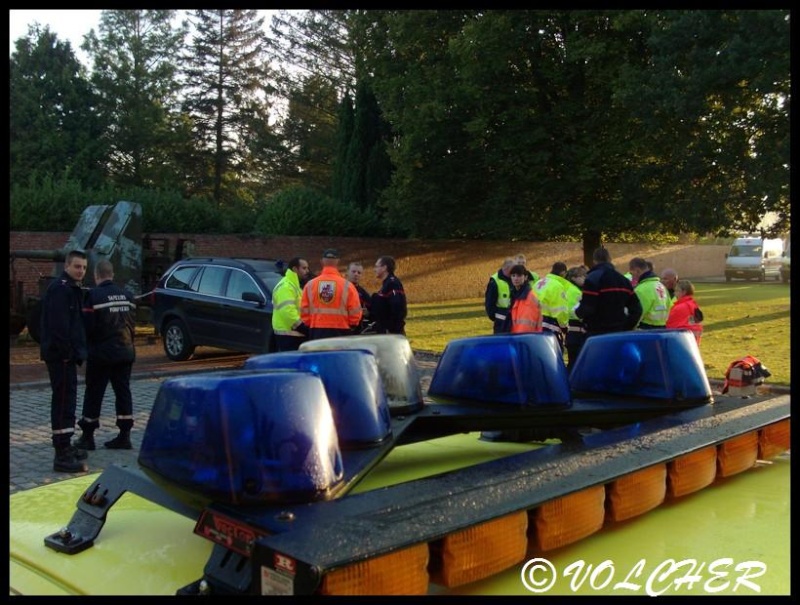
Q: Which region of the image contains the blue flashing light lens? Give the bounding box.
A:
[138,370,344,505]
[244,350,392,448]
[300,335,424,414]
[569,330,712,404]
[427,333,572,407]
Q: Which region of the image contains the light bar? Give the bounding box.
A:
[717,431,759,477]
[667,446,717,498]
[427,333,571,407]
[299,334,424,415]
[430,511,528,587]
[138,370,344,505]
[319,543,429,595]
[244,350,392,448]
[531,485,606,552]
[758,420,790,459]
[570,330,712,404]
[605,464,667,522]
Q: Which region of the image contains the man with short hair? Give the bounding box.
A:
[301,249,362,339]
[75,260,137,451]
[514,253,539,283]
[371,256,407,335]
[576,247,642,335]
[629,257,671,329]
[484,258,515,334]
[272,257,311,351]
[39,249,89,472]
[346,261,372,333]
[533,261,570,350]
[660,267,679,302]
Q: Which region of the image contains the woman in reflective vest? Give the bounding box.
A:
[666,279,703,344]
[508,264,542,333]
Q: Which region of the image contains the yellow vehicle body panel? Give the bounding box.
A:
[9,434,790,596]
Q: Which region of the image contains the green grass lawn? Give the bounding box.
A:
[405,281,790,386]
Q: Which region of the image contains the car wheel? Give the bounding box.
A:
[725,274,732,283]
[162,319,195,361]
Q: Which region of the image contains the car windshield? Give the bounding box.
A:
[731,245,761,257]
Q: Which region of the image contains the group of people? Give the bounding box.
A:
[39,250,137,473]
[271,249,407,352]
[484,247,704,371]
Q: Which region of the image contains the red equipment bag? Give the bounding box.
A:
[721,355,772,394]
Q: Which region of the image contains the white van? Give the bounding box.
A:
[724,235,784,282]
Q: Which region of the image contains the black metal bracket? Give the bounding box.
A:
[44,464,206,555]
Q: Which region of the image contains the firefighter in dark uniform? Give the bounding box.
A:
[371,256,407,335]
[74,259,137,451]
[39,249,89,473]
[575,247,642,335]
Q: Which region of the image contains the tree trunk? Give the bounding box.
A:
[582,230,602,267]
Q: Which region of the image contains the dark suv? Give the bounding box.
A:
[149,257,285,361]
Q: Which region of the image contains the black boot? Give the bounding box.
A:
[104,430,132,450]
[76,420,97,451]
[68,443,89,460]
[54,447,89,473]
[74,430,96,451]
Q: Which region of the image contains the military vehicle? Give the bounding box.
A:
[9,200,193,339]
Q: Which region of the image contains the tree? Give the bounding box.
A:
[331,91,355,202]
[82,10,189,189]
[182,9,274,206]
[615,10,790,239]
[358,10,790,255]
[280,74,340,193]
[10,24,108,188]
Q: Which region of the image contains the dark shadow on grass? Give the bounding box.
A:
[705,309,789,331]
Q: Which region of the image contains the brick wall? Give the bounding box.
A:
[10,231,729,305]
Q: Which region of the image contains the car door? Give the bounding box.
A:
[223,268,272,352]
[189,265,232,345]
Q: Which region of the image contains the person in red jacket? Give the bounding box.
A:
[666,279,703,344]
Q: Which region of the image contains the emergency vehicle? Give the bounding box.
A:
[9,332,790,595]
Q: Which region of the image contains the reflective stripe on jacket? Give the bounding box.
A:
[634,274,672,328]
[510,286,543,333]
[492,272,512,310]
[533,273,570,330]
[300,267,362,330]
[272,269,304,335]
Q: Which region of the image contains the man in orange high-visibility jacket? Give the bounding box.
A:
[301,249,363,340]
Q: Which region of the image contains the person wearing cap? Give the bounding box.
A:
[371,256,407,335]
[39,249,90,473]
[300,249,363,339]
